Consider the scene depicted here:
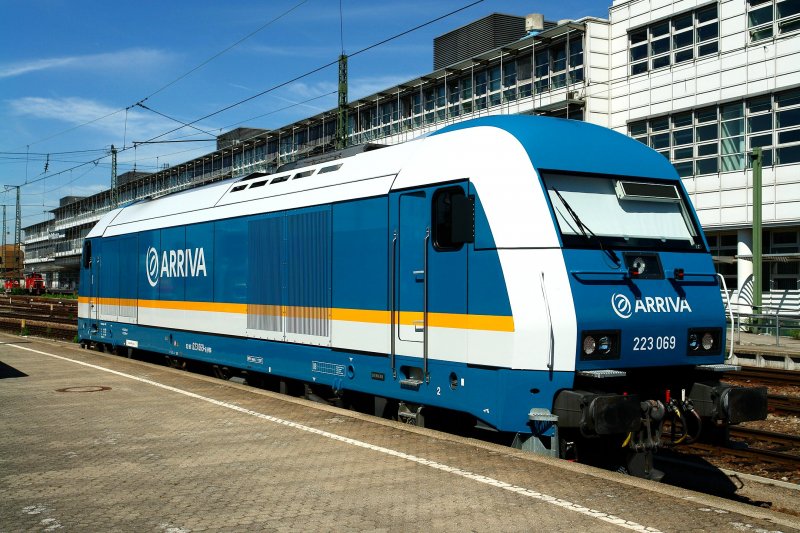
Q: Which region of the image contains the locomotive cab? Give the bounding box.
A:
[537,170,768,478]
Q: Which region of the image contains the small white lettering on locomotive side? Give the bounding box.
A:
[186,248,197,275]
[176,249,185,277]
[193,248,207,276]
[169,250,177,277]
[160,251,170,278]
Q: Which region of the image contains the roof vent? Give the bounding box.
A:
[526,13,544,32]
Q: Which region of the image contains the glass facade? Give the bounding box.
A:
[629,5,718,75]
[629,87,800,176]
[747,0,800,42]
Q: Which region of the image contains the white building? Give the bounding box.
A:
[24,1,800,309]
[606,0,800,310]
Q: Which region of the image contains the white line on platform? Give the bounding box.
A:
[10,343,661,533]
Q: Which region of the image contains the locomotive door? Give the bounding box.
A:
[86,239,100,328]
[390,183,470,381]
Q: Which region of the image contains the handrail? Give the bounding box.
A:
[423,227,430,384]
[390,231,397,379]
[717,273,735,360]
[540,271,554,371]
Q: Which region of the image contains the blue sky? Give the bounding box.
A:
[0,0,609,230]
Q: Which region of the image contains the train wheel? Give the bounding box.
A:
[212,365,231,380]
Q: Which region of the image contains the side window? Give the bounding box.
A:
[82,240,92,269]
[432,186,474,251]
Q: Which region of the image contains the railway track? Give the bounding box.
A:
[734,366,800,386]
[0,295,77,340]
[769,394,800,416]
[689,426,800,470]
[730,426,800,448]
[688,441,800,469]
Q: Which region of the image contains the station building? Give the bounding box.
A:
[23,0,800,312]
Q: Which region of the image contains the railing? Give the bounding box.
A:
[725,309,800,347]
[721,289,800,347]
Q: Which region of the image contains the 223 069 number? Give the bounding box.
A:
[632,336,676,351]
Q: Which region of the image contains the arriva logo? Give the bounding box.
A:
[611,293,692,319]
[146,246,207,288]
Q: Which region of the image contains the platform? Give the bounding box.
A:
[731,331,800,369]
[1,333,798,532]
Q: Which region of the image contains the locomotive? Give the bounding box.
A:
[78,116,767,479]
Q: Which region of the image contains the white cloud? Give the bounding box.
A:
[244,44,337,59]
[6,96,216,143]
[286,73,416,102]
[0,48,175,79]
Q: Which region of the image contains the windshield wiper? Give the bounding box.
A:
[552,188,620,265]
[552,188,594,241]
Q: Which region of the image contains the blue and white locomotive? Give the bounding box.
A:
[78,116,766,479]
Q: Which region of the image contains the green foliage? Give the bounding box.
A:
[41,292,78,300]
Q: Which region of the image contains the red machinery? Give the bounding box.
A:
[4,273,45,294]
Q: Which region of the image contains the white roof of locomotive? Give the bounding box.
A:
[88,139,420,238]
[86,119,557,240]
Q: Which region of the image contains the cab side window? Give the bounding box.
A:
[82,240,92,269]
[432,187,474,251]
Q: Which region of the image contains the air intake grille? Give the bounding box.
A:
[286,210,331,337]
[247,217,283,332]
[246,209,331,338]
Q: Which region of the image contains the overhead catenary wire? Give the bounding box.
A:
[138,0,486,145]
[134,0,310,107]
[135,102,217,138]
[12,0,486,192]
[15,0,311,151]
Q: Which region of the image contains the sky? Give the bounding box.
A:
[0,0,610,232]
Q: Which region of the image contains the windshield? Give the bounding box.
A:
[542,172,705,251]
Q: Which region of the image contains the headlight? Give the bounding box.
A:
[598,336,612,354]
[580,331,620,360]
[583,335,596,355]
[702,333,714,350]
[687,328,721,355]
[688,333,699,351]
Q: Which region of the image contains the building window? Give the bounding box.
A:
[707,233,738,289]
[747,95,774,166]
[628,5,718,75]
[769,230,800,290]
[720,103,745,172]
[776,88,800,164]
[628,88,800,177]
[533,35,584,94]
[748,0,800,42]
[517,57,532,97]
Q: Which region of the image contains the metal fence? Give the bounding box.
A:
[725,307,800,347]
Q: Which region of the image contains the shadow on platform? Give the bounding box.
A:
[0,360,28,379]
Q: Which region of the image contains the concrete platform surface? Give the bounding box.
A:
[1,333,798,533]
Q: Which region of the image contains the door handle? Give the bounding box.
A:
[423,227,430,383]
[390,231,397,379]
